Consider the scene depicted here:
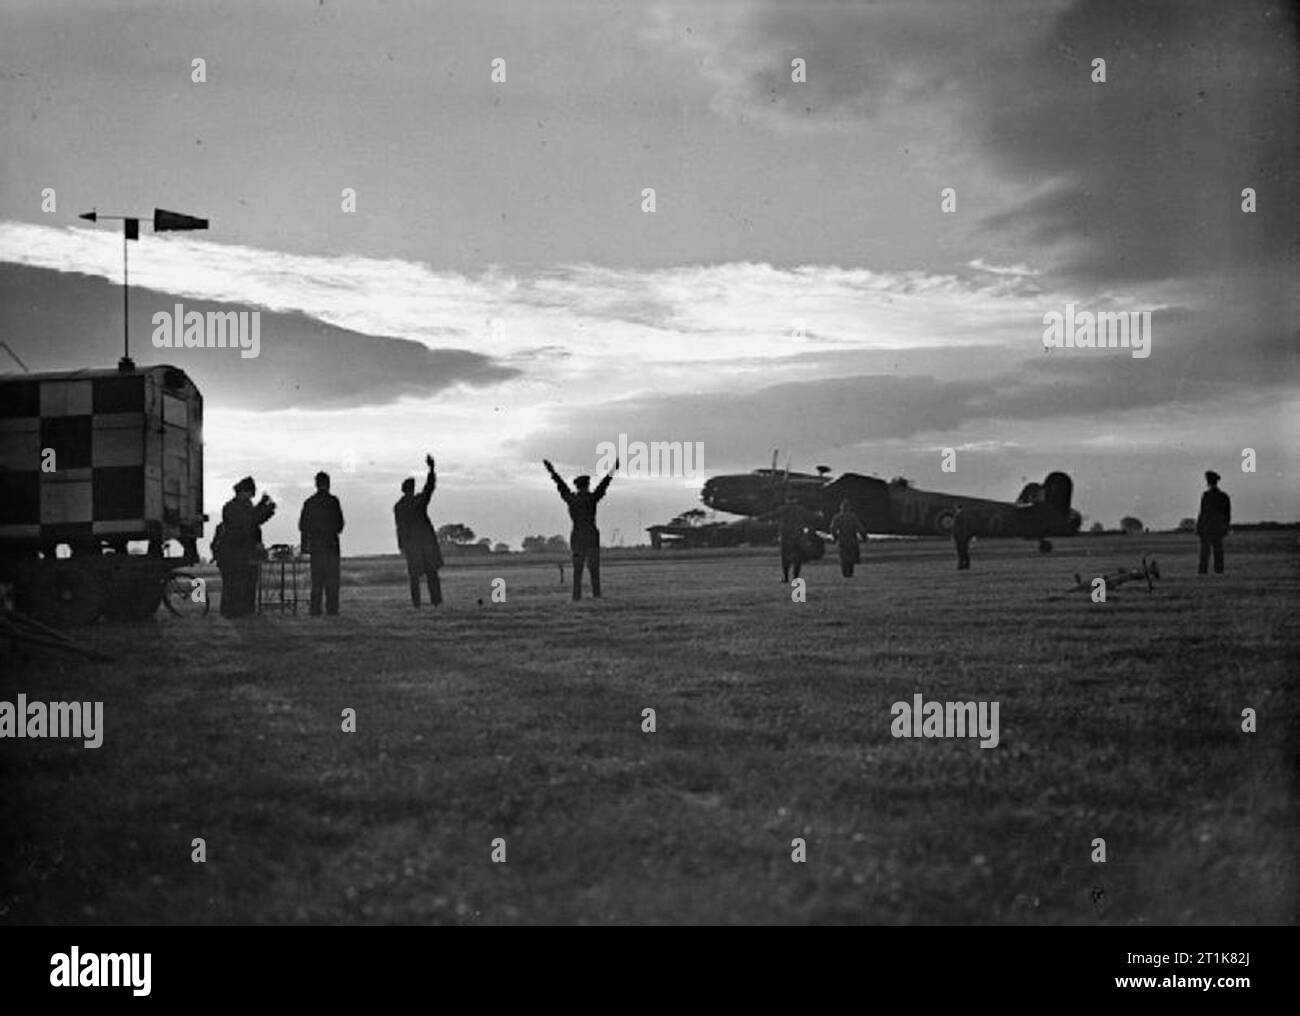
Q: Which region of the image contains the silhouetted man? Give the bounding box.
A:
[1196,470,1231,574]
[829,499,868,578]
[952,504,972,570]
[299,471,345,616]
[218,476,276,617]
[545,457,616,600]
[762,494,821,583]
[394,454,443,607]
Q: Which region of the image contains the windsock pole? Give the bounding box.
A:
[78,207,209,371]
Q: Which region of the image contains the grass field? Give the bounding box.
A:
[2,532,1297,925]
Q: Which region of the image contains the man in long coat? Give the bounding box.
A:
[218,476,276,617]
[394,454,443,608]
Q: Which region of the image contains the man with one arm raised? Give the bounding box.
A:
[394,454,444,608]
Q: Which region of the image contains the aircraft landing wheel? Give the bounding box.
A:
[30,565,104,627]
[1038,539,1053,553]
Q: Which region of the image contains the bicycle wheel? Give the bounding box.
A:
[163,571,211,618]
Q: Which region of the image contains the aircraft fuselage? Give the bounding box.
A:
[699,470,1079,540]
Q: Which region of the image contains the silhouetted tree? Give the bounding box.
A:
[669,508,708,527]
[437,523,476,545]
[1119,516,1144,535]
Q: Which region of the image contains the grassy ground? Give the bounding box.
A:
[2,532,1296,924]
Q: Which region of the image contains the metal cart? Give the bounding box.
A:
[257,544,301,614]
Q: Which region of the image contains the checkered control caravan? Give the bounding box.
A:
[0,366,204,546]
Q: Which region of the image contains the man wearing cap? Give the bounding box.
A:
[218,476,276,617]
[394,454,443,608]
[299,471,345,616]
[544,457,618,600]
[1196,470,1231,574]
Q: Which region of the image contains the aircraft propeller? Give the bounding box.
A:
[769,448,793,504]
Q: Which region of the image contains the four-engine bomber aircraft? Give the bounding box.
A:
[654,453,1082,552]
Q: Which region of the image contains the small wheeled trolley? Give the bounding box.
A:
[257,544,301,615]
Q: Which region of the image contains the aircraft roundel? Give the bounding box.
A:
[935,510,954,535]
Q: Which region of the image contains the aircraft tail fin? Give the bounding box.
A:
[1043,472,1078,529]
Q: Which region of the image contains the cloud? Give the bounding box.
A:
[519,292,1297,472]
[0,262,518,410]
[653,0,1299,285]
[975,0,1300,283]
[3,218,1294,546]
[968,259,1040,278]
[0,222,1066,387]
[646,0,1057,133]
[5,220,1292,437]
